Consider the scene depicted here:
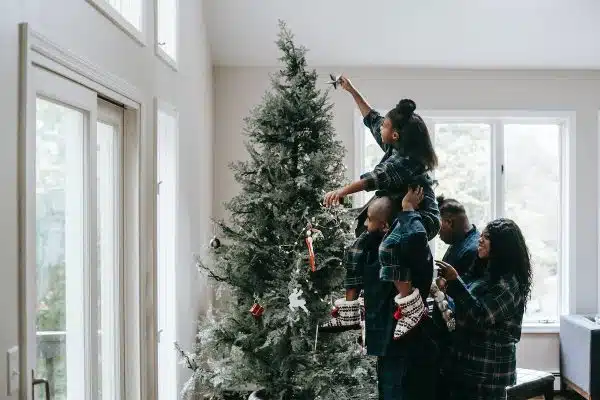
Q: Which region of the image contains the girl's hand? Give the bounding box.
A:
[323,189,344,207]
[339,75,356,93]
[435,260,459,282]
[402,186,424,211]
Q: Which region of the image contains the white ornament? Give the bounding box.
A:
[288,288,309,314]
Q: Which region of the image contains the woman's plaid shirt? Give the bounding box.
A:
[445,274,526,397]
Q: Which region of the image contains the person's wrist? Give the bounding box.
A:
[401,202,415,211]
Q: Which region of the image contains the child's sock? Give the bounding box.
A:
[392,288,427,339]
[320,298,361,332]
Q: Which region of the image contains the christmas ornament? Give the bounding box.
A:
[249,303,264,319]
[209,236,221,249]
[288,288,309,314]
[305,234,316,272]
[304,224,323,272]
[326,73,342,89]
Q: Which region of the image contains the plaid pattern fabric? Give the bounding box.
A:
[343,231,372,289]
[445,274,525,398]
[379,211,431,287]
[343,109,441,290]
[363,109,392,154]
[354,109,440,239]
[360,154,424,193]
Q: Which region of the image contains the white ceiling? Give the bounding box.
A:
[204,0,600,69]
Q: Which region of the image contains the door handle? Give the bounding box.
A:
[33,377,50,400]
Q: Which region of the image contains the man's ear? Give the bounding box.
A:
[392,131,400,141]
[383,222,390,233]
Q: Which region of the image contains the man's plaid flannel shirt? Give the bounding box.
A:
[445,274,525,397]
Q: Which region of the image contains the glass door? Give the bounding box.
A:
[25,66,124,400]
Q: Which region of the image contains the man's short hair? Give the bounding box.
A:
[369,196,394,223]
[437,195,466,217]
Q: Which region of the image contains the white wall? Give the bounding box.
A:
[0,0,213,397]
[214,66,600,373]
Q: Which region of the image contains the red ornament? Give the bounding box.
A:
[305,236,316,272]
[331,307,339,318]
[249,303,264,318]
[393,307,403,320]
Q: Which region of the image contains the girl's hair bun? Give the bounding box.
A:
[397,99,416,116]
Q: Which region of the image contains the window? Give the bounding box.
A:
[87,0,144,44]
[357,112,569,326]
[156,0,178,67]
[432,123,492,260]
[34,68,126,399]
[156,102,178,400]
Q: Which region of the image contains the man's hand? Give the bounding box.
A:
[323,189,345,207]
[401,186,424,211]
[339,75,356,93]
[435,260,458,282]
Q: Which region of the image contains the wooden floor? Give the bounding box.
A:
[530,393,585,399]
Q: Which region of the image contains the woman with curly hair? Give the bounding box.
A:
[435,218,533,400]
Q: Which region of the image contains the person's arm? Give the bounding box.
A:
[412,178,441,241]
[339,76,390,152]
[361,156,416,193]
[446,275,522,326]
[340,76,372,118]
[323,179,367,206]
[379,212,428,282]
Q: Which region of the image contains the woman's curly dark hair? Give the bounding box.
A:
[482,218,533,303]
[386,99,438,171]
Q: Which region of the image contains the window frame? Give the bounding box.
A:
[354,109,575,331]
[86,0,146,46]
[19,24,155,399]
[154,0,179,70]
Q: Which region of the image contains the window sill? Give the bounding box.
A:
[522,323,560,334]
[86,0,146,46]
[155,45,178,72]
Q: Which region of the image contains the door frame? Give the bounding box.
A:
[17,23,157,400]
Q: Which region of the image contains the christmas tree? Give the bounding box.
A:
[180,22,376,400]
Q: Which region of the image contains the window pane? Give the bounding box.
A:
[364,127,385,174]
[360,127,385,207]
[157,0,177,60]
[107,0,142,30]
[36,98,85,400]
[97,121,120,399]
[433,123,492,258]
[504,124,560,323]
